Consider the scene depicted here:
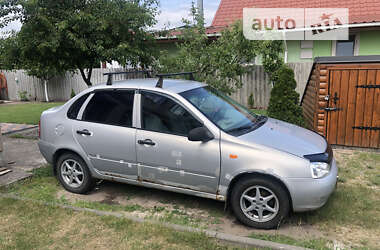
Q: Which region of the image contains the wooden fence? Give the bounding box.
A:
[1,62,313,108]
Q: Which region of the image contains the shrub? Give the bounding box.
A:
[267,66,304,127]
[18,91,29,101]
[70,89,76,98]
[248,93,255,109]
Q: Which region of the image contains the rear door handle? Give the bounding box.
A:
[76,129,92,136]
[137,139,156,146]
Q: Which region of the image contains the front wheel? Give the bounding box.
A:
[56,153,94,194]
[230,177,290,229]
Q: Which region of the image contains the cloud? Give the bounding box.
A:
[0,1,221,33]
[0,20,21,37]
[153,0,220,29]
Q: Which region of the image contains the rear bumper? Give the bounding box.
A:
[38,140,56,164]
[285,158,338,212]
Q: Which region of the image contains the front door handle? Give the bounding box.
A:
[137,139,156,146]
[76,129,92,136]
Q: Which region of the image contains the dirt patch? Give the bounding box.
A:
[332,225,380,249]
[50,149,378,248]
[56,180,325,241]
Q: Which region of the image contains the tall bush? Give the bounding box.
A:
[267,65,304,127]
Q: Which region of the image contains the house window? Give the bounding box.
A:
[336,35,355,56]
[300,41,313,59]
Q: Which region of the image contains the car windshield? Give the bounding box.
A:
[180,86,267,136]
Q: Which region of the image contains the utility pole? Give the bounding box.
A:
[197,0,204,24]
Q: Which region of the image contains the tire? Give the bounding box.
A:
[230,176,290,229]
[56,153,94,194]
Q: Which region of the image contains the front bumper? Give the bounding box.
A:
[285,158,338,212]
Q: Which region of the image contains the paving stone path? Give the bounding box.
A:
[0,128,45,186]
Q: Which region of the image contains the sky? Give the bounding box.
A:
[154,0,221,29]
[1,0,221,35]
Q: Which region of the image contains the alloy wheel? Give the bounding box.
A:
[240,185,279,223]
[60,159,84,188]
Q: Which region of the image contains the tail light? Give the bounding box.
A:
[38,120,41,138]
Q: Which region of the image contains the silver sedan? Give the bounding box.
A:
[38,77,337,229]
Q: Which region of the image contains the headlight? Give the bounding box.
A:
[310,162,331,179]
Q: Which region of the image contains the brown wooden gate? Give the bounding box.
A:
[326,65,380,148]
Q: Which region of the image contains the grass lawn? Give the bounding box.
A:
[1,150,379,249]
[0,198,242,250]
[0,102,64,125]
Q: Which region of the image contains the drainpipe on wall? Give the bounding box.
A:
[282,31,288,64]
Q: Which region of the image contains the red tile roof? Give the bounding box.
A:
[212,0,380,27]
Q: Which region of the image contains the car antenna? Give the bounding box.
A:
[155,72,195,88]
[103,70,153,86]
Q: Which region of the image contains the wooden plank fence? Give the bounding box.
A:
[230,62,313,108]
[1,62,313,108]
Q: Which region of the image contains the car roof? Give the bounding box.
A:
[90,78,207,94]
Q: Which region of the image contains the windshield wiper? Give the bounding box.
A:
[257,115,268,123]
[227,124,254,133]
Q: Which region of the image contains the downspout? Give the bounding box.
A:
[282,31,288,64]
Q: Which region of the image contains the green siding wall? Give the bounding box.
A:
[284,30,380,62]
[359,31,380,55]
[156,29,380,64]
[287,41,313,63]
[313,40,332,57]
[286,40,332,63]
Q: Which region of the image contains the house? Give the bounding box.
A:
[158,0,380,63]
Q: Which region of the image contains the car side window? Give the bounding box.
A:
[67,93,90,119]
[141,91,202,136]
[82,90,134,127]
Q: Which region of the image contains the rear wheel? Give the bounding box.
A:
[230,177,290,229]
[56,153,94,194]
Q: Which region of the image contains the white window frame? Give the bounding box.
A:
[300,41,313,59]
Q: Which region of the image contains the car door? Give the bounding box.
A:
[72,89,138,179]
[136,91,221,194]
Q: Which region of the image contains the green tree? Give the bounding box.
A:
[259,40,284,82]
[156,7,260,94]
[156,5,284,94]
[267,65,304,126]
[0,4,71,102]
[0,33,21,70]
[1,0,158,86]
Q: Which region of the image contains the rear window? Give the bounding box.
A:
[67,93,90,119]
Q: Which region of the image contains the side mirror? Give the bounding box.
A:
[188,126,214,142]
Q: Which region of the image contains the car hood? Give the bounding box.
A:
[238,118,327,157]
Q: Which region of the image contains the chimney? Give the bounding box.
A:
[197,0,204,22]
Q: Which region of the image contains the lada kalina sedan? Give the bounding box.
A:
[38,75,337,229]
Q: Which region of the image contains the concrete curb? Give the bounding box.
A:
[2,126,38,135]
[0,193,311,250]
